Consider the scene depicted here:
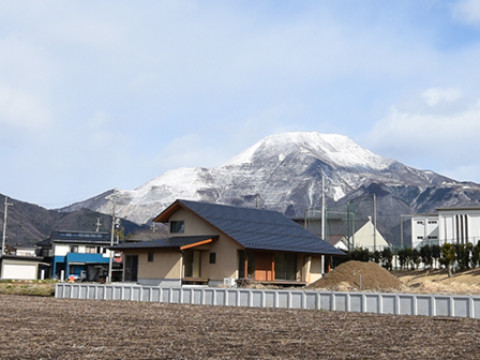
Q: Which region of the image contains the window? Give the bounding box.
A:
[86,246,96,254]
[275,253,297,281]
[417,221,424,225]
[70,246,78,253]
[238,251,255,279]
[170,221,185,233]
[209,252,216,264]
[417,236,424,240]
[148,251,154,262]
[428,220,437,224]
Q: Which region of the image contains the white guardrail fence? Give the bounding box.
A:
[55,283,480,319]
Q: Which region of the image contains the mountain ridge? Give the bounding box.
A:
[0,193,145,248]
[57,131,480,248]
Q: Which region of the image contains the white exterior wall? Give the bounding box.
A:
[15,248,36,256]
[411,208,480,248]
[438,208,480,245]
[53,243,111,257]
[411,215,439,249]
[53,244,71,256]
[471,216,480,245]
[334,240,349,252]
[350,220,390,252]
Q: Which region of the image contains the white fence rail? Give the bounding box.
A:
[55,283,480,319]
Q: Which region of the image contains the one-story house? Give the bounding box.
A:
[114,199,345,287]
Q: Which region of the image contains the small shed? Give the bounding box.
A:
[0,255,50,280]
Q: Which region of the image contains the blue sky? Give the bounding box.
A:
[1,0,480,208]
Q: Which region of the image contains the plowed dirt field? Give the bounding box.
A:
[1,294,479,359]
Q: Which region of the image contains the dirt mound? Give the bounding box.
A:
[309,260,404,292]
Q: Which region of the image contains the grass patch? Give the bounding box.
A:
[0,280,56,297]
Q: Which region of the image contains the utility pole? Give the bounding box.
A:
[321,173,326,240]
[2,196,13,256]
[346,200,350,251]
[321,173,326,275]
[108,192,117,282]
[373,193,377,252]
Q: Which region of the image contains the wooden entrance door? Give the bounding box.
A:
[254,253,274,281]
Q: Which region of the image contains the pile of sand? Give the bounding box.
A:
[309,260,404,292]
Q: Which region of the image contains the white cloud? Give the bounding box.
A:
[0,84,52,130]
[3,1,480,206]
[152,133,221,171]
[421,87,462,106]
[362,95,480,181]
[452,0,480,25]
[445,163,480,183]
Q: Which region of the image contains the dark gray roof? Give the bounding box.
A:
[36,238,51,247]
[158,199,345,256]
[48,230,111,244]
[112,235,217,250]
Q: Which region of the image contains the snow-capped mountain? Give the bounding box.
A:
[62,132,480,246]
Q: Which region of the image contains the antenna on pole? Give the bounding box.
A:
[2,196,13,256]
[94,218,102,232]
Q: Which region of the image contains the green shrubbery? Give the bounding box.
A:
[339,241,480,276]
[337,246,393,271]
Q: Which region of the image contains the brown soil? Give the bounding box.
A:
[394,268,480,295]
[0,294,479,359]
[309,260,404,292]
[308,260,480,295]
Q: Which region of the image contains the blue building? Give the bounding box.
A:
[38,230,116,281]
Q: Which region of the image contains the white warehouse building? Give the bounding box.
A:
[411,207,480,248]
[437,207,480,246]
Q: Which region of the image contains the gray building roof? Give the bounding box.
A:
[148,199,345,256]
[41,230,111,245]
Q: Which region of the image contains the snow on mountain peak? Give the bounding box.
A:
[225,131,393,170]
